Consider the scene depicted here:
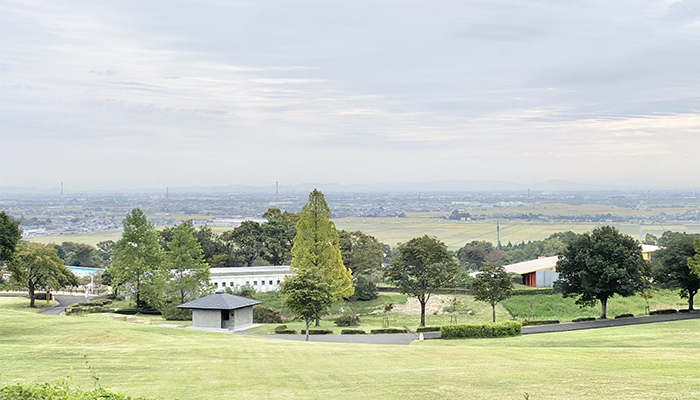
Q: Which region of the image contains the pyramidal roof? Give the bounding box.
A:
[177,293,260,310]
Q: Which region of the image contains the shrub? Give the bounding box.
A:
[678,309,690,313]
[306,329,333,335]
[614,314,634,319]
[341,329,366,334]
[0,380,152,399]
[352,275,378,301]
[416,326,441,332]
[370,328,407,334]
[650,309,677,315]
[334,314,360,327]
[440,321,521,339]
[274,330,297,334]
[65,306,112,316]
[522,320,560,326]
[114,309,138,315]
[253,305,283,323]
[572,317,596,322]
[161,306,192,321]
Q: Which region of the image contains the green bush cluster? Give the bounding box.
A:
[370,328,407,334]
[334,314,360,327]
[416,326,441,332]
[0,380,152,400]
[160,306,192,321]
[305,329,333,335]
[572,317,596,322]
[650,309,677,315]
[340,329,366,334]
[440,321,521,339]
[614,314,634,319]
[66,306,113,316]
[253,305,283,324]
[521,320,560,326]
[273,325,297,334]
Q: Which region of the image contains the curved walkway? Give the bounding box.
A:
[521,311,700,335]
[38,294,90,315]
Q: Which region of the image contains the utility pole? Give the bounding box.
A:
[496,219,501,250]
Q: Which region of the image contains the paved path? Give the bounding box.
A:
[38,294,90,315]
[521,311,700,335]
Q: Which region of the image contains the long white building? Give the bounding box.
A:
[209,266,291,293]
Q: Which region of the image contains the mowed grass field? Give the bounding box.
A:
[2,297,699,400]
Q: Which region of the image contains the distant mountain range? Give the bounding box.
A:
[2,179,695,195]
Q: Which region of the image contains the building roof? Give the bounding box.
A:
[209,265,291,276]
[641,244,660,253]
[503,256,559,275]
[177,293,261,310]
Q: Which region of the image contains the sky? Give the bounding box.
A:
[0,0,698,190]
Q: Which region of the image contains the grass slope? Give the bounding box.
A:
[1,297,698,400]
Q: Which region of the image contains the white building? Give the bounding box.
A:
[209,265,291,292]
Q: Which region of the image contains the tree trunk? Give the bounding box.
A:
[491,301,496,323]
[419,299,426,327]
[28,281,36,308]
[600,297,608,319]
[315,318,320,326]
[305,317,310,342]
[689,289,696,311]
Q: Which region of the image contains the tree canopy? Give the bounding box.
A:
[8,242,79,307]
[110,208,165,309]
[261,208,298,265]
[653,233,700,310]
[291,190,353,300]
[338,230,383,277]
[0,211,22,264]
[280,267,334,341]
[384,235,458,326]
[471,263,513,322]
[164,222,211,305]
[555,226,648,319]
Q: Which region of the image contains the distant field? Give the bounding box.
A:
[1,296,698,400]
[333,214,699,249]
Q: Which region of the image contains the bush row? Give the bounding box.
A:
[572,317,596,322]
[370,328,407,334]
[341,329,366,335]
[416,326,441,332]
[441,321,522,339]
[65,306,112,315]
[521,320,560,326]
[614,314,634,319]
[650,309,677,315]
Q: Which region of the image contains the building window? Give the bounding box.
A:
[276,279,281,285]
[261,280,265,285]
[221,282,226,287]
[246,281,250,285]
[253,281,257,286]
[230,282,234,287]
[269,280,273,285]
[214,282,218,287]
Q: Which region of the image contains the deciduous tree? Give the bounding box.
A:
[471,263,513,322]
[653,233,700,310]
[690,238,700,278]
[338,230,383,277]
[110,208,165,310]
[8,243,78,307]
[280,267,334,341]
[165,222,211,304]
[0,211,22,264]
[555,226,648,319]
[221,221,263,266]
[261,208,298,265]
[384,235,458,326]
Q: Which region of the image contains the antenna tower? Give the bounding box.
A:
[276,181,279,202]
[496,219,501,250]
[60,182,64,212]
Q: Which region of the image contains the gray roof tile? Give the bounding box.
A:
[177,293,260,310]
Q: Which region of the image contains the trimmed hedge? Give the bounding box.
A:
[370,328,408,334]
[678,309,690,313]
[65,306,113,315]
[572,317,596,322]
[650,309,677,315]
[522,320,560,326]
[441,321,521,339]
[416,326,441,333]
[306,329,333,335]
[341,329,366,335]
[274,330,297,334]
[614,314,634,319]
[113,309,139,315]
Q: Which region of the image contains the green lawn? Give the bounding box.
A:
[2,297,698,400]
[502,289,699,321]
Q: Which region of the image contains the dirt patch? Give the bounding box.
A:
[105,314,147,324]
[389,295,456,315]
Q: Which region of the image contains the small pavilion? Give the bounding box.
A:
[177,293,260,330]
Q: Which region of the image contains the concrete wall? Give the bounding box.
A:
[192,309,222,329]
[536,269,559,288]
[232,306,254,329]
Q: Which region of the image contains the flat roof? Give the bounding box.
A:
[641,244,660,253]
[209,266,291,275]
[504,256,559,275]
[177,293,260,310]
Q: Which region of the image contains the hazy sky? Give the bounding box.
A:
[1,0,698,190]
